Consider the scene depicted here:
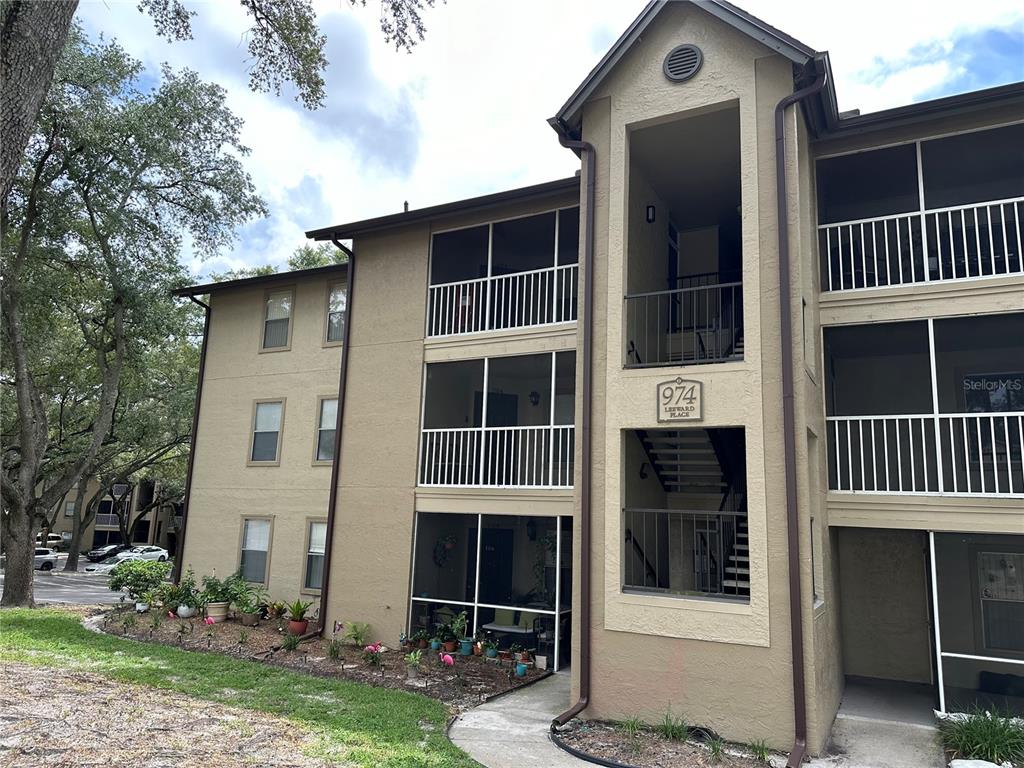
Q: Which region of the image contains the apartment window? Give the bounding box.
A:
[239,518,271,584]
[315,397,338,463]
[304,520,327,591]
[64,500,76,517]
[262,290,292,350]
[250,400,284,464]
[325,282,346,344]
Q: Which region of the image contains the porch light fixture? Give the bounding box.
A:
[529,390,541,406]
[645,205,656,223]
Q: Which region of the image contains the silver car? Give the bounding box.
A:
[33,548,58,571]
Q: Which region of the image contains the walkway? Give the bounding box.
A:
[449,672,589,767]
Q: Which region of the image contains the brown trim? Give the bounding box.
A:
[247,398,286,466]
[775,65,827,768]
[237,515,274,588]
[311,394,338,466]
[550,125,594,728]
[173,263,347,298]
[173,296,211,583]
[317,240,356,633]
[300,517,328,596]
[306,177,579,241]
[258,285,295,353]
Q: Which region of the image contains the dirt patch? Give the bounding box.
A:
[100,607,546,712]
[0,660,329,768]
[556,720,782,768]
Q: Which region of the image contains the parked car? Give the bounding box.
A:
[84,551,142,574]
[85,543,130,563]
[34,548,59,571]
[128,545,169,562]
[35,533,64,549]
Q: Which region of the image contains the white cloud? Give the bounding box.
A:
[74,0,1023,277]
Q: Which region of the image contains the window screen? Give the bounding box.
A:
[251,402,283,462]
[326,283,346,343]
[305,521,327,590]
[316,398,338,462]
[240,519,270,583]
[263,291,292,349]
[816,144,919,224]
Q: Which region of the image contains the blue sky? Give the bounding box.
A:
[75,0,1024,278]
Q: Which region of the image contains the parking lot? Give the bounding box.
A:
[0,567,124,604]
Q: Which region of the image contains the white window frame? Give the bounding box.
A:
[249,399,285,466]
[313,396,338,465]
[238,516,273,586]
[260,287,294,352]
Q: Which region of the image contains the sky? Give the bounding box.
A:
[75,0,1024,279]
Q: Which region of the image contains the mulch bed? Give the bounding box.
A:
[99,607,546,712]
[555,720,782,768]
[0,661,330,768]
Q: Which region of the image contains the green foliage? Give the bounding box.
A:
[327,638,344,660]
[176,568,200,608]
[289,242,346,270]
[657,707,689,741]
[450,611,468,640]
[344,622,371,647]
[200,572,247,605]
[404,649,423,668]
[235,584,268,615]
[749,739,771,761]
[708,737,724,762]
[281,633,302,652]
[939,708,1024,764]
[286,599,312,622]
[108,560,172,601]
[2,609,471,766]
[618,716,644,739]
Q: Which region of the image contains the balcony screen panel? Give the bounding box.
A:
[922,124,1024,209]
[412,513,476,603]
[554,351,576,425]
[491,212,555,276]
[557,208,580,265]
[478,515,557,611]
[934,312,1024,413]
[431,225,488,285]
[816,144,919,224]
[823,321,932,416]
[423,360,483,429]
[484,353,552,427]
[410,601,476,641]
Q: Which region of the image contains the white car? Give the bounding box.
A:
[84,551,142,574]
[35,533,64,549]
[34,548,59,571]
[128,545,169,562]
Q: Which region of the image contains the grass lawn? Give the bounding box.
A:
[0,609,476,768]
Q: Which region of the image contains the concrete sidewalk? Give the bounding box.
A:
[449,672,590,767]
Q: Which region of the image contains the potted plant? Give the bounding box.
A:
[498,646,513,661]
[109,559,172,611]
[175,568,200,618]
[515,660,528,677]
[137,588,158,614]
[430,635,442,651]
[450,611,472,655]
[235,585,266,627]
[482,639,499,658]
[266,600,287,627]
[440,623,458,653]
[413,629,430,649]
[286,599,312,635]
[405,649,423,679]
[200,573,234,623]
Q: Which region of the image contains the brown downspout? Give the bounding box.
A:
[551,126,595,728]
[173,295,211,583]
[775,64,826,768]
[317,238,355,633]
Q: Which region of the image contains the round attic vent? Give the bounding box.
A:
[663,44,703,82]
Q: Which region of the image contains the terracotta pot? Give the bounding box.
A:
[288,619,309,635]
[442,640,457,653]
[417,638,428,649]
[472,643,483,656]
[205,601,229,623]
[517,651,531,663]
[239,612,260,627]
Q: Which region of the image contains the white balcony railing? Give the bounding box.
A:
[419,425,574,488]
[819,197,1023,292]
[827,413,1024,497]
[427,263,578,337]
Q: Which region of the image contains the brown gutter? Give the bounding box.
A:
[774,64,827,768]
[550,123,595,728]
[173,295,211,583]
[316,237,355,633]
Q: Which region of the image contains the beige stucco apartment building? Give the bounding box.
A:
[174,1,1023,760]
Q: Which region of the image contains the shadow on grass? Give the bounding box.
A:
[0,609,475,768]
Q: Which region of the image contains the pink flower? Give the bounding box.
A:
[203,617,215,625]
[440,653,454,667]
[167,612,175,619]
[363,642,381,653]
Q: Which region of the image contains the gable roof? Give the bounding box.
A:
[173,263,348,298]
[552,0,821,134]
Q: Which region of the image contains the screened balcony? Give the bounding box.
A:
[818,124,1024,292]
[824,312,1024,497]
[427,208,579,337]
[624,104,744,368]
[419,351,576,488]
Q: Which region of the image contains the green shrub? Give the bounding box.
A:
[286,599,312,622]
[708,737,724,762]
[109,560,172,601]
[749,739,770,761]
[327,638,344,660]
[344,621,371,646]
[658,707,689,741]
[939,708,1024,765]
[618,716,644,739]
[281,633,301,652]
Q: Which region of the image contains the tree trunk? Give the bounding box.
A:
[0,501,35,607]
[62,482,90,571]
[0,0,79,207]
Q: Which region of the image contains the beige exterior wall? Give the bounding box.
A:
[182,274,344,600]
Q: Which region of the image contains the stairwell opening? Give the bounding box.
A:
[622,427,749,601]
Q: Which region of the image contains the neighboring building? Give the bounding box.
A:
[50,479,179,552]
[174,0,1024,756]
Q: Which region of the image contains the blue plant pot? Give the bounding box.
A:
[430,640,441,651]
[485,647,498,658]
[459,638,473,655]
[515,662,528,677]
